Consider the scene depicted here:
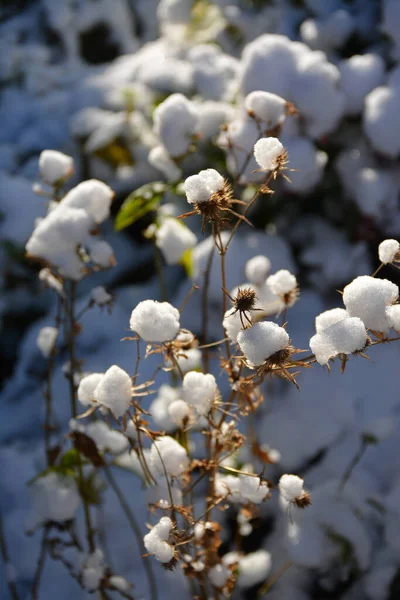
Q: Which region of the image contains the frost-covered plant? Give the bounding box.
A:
[4,3,400,599]
[17,133,400,600]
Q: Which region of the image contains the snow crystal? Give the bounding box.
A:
[254,137,285,170]
[130,299,180,342]
[237,321,289,366]
[92,365,132,418]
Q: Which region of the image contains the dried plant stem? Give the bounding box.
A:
[201,244,215,373]
[338,438,368,495]
[0,511,20,600]
[31,527,48,600]
[257,560,293,597]
[65,281,95,553]
[103,464,158,600]
[44,296,63,463]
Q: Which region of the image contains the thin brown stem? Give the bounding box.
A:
[338,439,368,495]
[31,527,48,600]
[201,244,215,373]
[103,464,158,600]
[0,511,20,600]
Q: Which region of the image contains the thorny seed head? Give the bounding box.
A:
[294,491,312,509]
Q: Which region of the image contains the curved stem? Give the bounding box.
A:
[103,464,158,600]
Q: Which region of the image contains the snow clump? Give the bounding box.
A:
[150,435,189,477]
[155,218,197,265]
[184,168,225,204]
[144,516,175,563]
[237,321,289,366]
[92,365,132,418]
[183,371,217,416]
[130,300,180,342]
[310,316,367,365]
[254,137,285,170]
[244,91,287,127]
[343,276,399,332]
[39,150,74,185]
[36,326,58,357]
[245,255,271,285]
[30,472,81,524]
[378,239,400,264]
[153,93,198,157]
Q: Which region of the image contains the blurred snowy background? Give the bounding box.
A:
[1,0,400,599]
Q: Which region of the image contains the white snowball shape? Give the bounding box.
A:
[254,137,285,170]
[237,321,289,366]
[130,300,180,342]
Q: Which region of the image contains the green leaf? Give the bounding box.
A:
[59,448,85,470]
[180,247,194,278]
[115,182,166,231]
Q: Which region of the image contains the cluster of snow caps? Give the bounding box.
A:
[143,516,175,563]
[29,472,81,525]
[378,239,400,264]
[215,473,269,504]
[343,276,399,332]
[149,435,189,477]
[253,137,285,171]
[39,150,74,186]
[184,168,225,205]
[26,152,115,280]
[130,299,180,342]
[182,371,217,416]
[238,321,289,366]
[240,34,345,139]
[155,217,197,265]
[77,366,132,418]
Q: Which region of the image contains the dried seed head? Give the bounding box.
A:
[294,491,312,509]
[234,287,258,313]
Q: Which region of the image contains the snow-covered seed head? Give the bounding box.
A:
[245,91,287,129]
[278,474,311,509]
[378,239,400,264]
[237,321,290,367]
[183,371,217,416]
[254,137,287,171]
[39,150,74,186]
[266,270,298,307]
[143,516,176,564]
[92,365,132,419]
[130,300,180,342]
[343,275,399,332]
[182,169,234,231]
